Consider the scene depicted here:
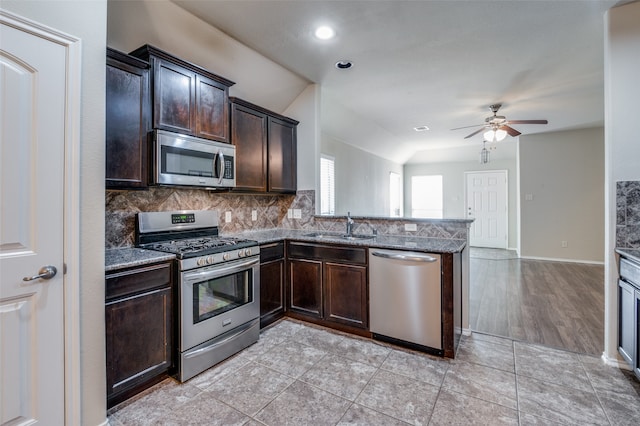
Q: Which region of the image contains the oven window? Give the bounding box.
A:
[193,269,252,324]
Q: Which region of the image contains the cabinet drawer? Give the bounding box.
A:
[620,258,640,288]
[287,241,367,265]
[260,241,284,263]
[106,262,173,301]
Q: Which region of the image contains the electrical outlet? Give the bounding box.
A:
[525,194,534,201]
[405,223,417,232]
[225,211,231,223]
[561,240,568,248]
[293,209,302,219]
[251,210,257,221]
[287,209,293,219]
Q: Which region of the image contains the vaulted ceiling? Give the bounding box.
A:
[173,0,621,164]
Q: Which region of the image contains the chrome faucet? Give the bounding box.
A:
[346,211,354,236]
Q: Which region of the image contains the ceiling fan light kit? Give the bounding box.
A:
[453,103,548,140]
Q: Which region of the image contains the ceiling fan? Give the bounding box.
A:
[452,103,548,140]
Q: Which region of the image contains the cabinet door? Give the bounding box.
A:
[196,74,229,142]
[324,262,368,329]
[288,258,322,318]
[105,53,150,188]
[268,116,297,193]
[153,58,195,135]
[635,289,640,380]
[619,279,636,367]
[231,102,268,191]
[260,258,285,328]
[106,286,172,407]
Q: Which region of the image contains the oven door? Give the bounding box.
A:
[181,256,259,351]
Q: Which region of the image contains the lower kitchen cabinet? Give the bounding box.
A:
[105,261,174,408]
[617,253,640,379]
[260,242,286,328]
[286,241,368,334]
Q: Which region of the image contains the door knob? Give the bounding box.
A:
[23,265,57,282]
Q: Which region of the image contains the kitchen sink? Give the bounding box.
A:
[304,232,376,241]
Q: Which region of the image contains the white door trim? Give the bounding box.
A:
[464,169,509,249]
[0,10,82,425]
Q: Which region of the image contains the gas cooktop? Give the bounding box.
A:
[140,236,258,259]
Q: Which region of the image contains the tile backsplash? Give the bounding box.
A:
[106,188,469,248]
[616,180,640,249]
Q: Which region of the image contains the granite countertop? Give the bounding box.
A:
[616,248,640,264]
[105,247,175,272]
[106,229,467,271]
[227,228,467,254]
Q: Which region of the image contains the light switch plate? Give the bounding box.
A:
[287,209,293,219]
[252,210,257,221]
[293,209,302,219]
[405,223,417,232]
[225,211,231,223]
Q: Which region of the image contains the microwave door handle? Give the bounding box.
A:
[217,150,225,185]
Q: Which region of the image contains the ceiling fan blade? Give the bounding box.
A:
[507,119,548,125]
[450,124,484,131]
[500,125,521,137]
[464,127,486,139]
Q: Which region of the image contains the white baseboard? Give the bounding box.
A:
[519,255,604,265]
[601,352,632,370]
[462,328,472,336]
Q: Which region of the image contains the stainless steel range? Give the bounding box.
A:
[136,210,260,382]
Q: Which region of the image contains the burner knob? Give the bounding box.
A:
[197,258,206,266]
[207,256,214,264]
[238,250,245,258]
[223,253,230,261]
[245,248,252,256]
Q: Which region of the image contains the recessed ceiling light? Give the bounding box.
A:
[314,26,335,40]
[335,60,353,70]
[414,125,430,132]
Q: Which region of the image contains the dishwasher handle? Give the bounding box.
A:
[371,250,437,263]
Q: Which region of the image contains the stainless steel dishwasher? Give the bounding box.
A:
[369,248,442,351]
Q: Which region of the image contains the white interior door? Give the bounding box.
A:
[1,15,69,425]
[465,170,508,249]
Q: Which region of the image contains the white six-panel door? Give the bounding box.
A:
[1,13,74,425]
[465,170,508,249]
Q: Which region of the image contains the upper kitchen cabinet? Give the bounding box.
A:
[106,48,151,189]
[129,44,234,143]
[230,97,299,194]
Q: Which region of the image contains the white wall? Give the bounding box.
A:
[519,127,605,263]
[321,134,403,216]
[403,145,519,249]
[604,1,640,363]
[1,1,107,425]
[284,84,320,191]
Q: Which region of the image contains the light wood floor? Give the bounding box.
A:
[469,250,605,356]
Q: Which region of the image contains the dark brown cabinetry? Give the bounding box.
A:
[105,261,174,408]
[130,44,234,143]
[105,48,150,189]
[230,98,298,193]
[286,241,368,334]
[260,242,286,328]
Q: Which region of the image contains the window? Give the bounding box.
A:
[411,175,443,218]
[389,172,401,217]
[320,155,335,215]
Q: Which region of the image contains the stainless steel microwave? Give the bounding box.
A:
[152,129,235,189]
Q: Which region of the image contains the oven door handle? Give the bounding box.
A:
[183,257,259,283]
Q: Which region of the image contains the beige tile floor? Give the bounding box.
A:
[108,319,640,426]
